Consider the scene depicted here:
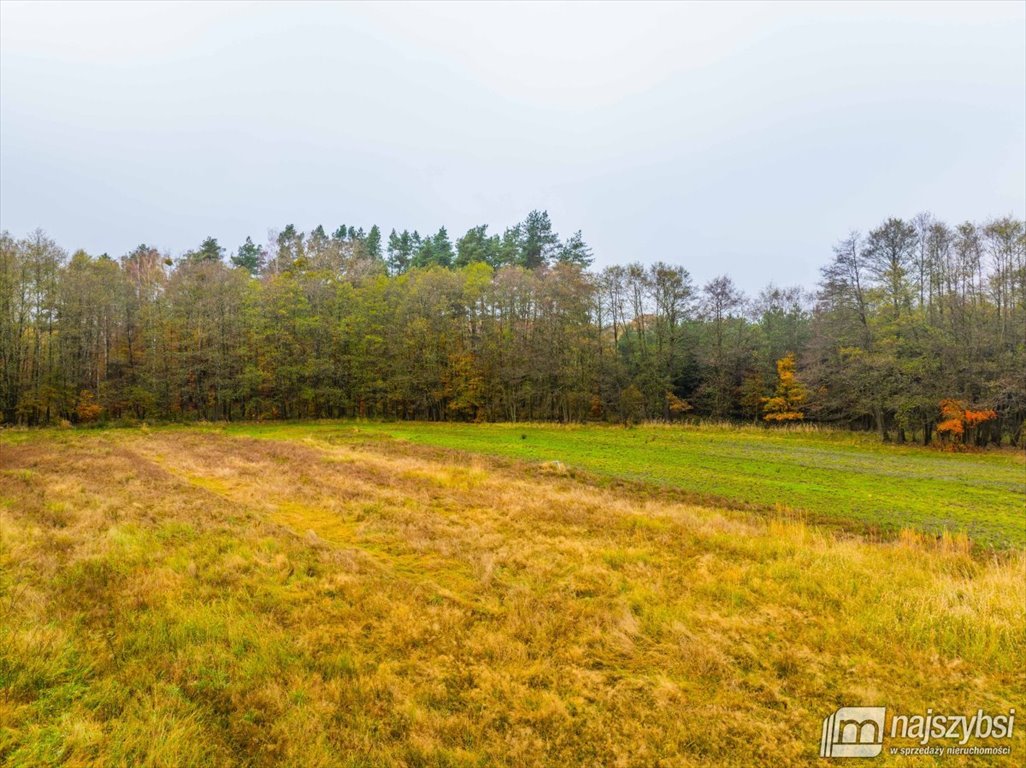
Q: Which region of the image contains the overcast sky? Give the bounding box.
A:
[1,1,1023,291]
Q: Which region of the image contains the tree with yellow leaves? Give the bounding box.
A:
[763,353,807,423]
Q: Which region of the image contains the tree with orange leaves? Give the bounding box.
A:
[74,390,104,423]
[936,399,997,446]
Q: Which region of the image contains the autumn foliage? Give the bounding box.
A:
[936,399,997,446]
[763,354,807,423]
[666,391,693,419]
[74,390,104,423]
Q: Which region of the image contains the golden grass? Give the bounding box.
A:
[0,429,1023,766]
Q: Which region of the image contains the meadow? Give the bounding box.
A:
[1,422,1024,766]
[226,421,1026,547]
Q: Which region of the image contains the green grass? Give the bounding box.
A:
[215,421,1026,547]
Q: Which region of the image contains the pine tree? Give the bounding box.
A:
[365,225,383,261]
[413,227,453,268]
[387,229,412,274]
[456,225,501,268]
[231,236,264,275]
[556,230,593,267]
[189,236,224,262]
[518,210,559,269]
[432,227,453,268]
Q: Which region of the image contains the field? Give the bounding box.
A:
[1,422,1024,766]
[228,421,1026,547]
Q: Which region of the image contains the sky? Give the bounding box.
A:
[1,1,1024,292]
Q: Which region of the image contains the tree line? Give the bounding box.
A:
[1,210,1023,445]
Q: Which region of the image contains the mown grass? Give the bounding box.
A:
[1,425,1024,766]
[215,421,1026,547]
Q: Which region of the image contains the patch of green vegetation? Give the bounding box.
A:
[239,421,1025,547]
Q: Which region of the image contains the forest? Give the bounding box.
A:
[1,210,1023,445]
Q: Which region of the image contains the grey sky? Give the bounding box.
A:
[1,0,1023,292]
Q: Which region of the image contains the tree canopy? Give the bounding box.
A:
[1,212,1023,446]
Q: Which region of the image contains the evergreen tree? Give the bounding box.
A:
[432,227,453,268]
[456,225,500,267]
[518,210,559,269]
[556,230,593,267]
[189,236,224,262]
[365,225,383,261]
[413,227,453,268]
[497,224,522,267]
[387,229,414,275]
[231,236,264,275]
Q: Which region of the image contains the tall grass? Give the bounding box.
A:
[1,427,1022,766]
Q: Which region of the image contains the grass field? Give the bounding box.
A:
[1,423,1024,766]
[223,421,1026,547]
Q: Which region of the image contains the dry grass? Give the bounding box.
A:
[1,428,1023,766]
